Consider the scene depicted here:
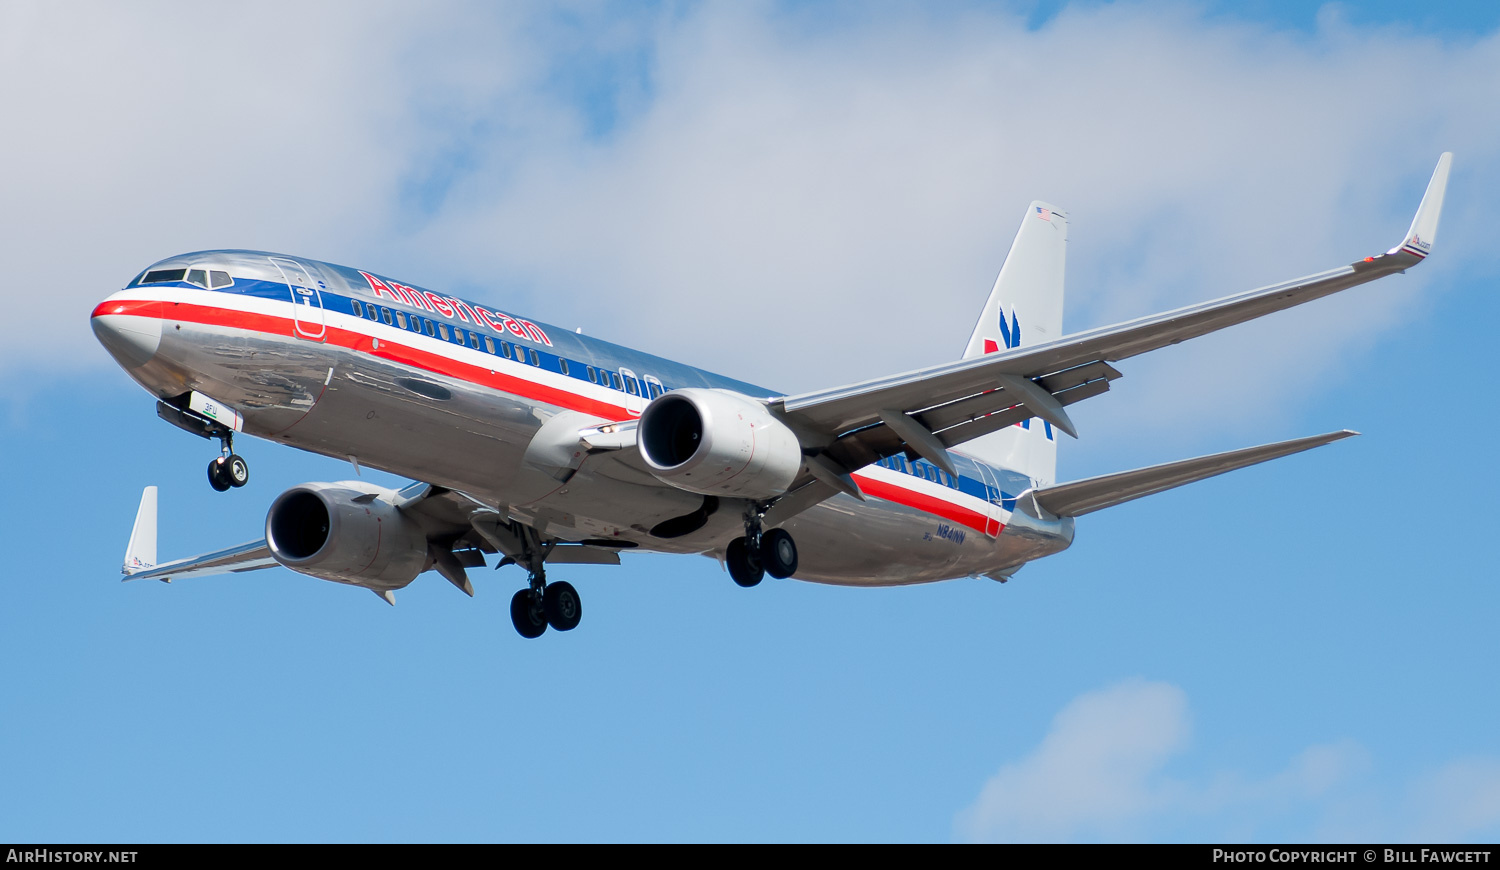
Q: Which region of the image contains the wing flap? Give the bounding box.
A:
[1028,430,1358,518]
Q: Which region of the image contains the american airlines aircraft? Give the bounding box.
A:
[94,155,1451,639]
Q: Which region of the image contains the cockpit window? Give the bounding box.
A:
[209,270,233,289]
[187,269,209,288]
[142,269,186,284]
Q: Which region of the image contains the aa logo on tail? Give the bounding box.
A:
[982,306,1022,354]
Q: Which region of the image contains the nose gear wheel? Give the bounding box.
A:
[205,430,249,492]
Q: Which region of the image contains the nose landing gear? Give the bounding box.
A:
[206,433,249,492]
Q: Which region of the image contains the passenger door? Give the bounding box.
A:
[974,462,1006,538]
[270,257,325,341]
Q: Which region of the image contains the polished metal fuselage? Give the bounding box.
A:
[96,250,1074,586]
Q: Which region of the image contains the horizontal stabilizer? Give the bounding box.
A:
[1028,430,1358,518]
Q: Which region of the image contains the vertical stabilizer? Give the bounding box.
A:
[959,202,1067,486]
[124,486,158,574]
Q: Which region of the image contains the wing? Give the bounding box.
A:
[119,486,277,582]
[118,482,617,591]
[773,154,1451,479]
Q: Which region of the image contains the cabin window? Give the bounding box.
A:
[469,332,480,350]
[381,309,393,326]
[350,301,362,315]
[625,378,639,396]
[484,336,495,354]
[186,269,209,288]
[395,312,407,329]
[209,270,233,289]
[528,348,540,366]
[424,320,435,337]
[610,372,622,390]
[647,381,663,399]
[365,302,379,320]
[500,342,512,359]
[587,366,597,384]
[453,328,465,344]
[142,269,186,284]
[437,324,449,340]
[558,358,570,376]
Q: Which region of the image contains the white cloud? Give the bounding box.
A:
[8,2,1499,449]
[1406,757,1500,841]
[411,2,1500,432]
[954,678,1191,842]
[955,678,1500,843]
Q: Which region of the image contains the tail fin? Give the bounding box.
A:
[959,202,1068,486]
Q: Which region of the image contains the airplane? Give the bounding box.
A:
[94,154,1451,639]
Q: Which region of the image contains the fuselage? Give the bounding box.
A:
[92,249,1073,586]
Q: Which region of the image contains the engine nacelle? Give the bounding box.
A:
[637,389,803,499]
[265,482,429,590]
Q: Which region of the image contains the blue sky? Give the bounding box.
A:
[2,1,1498,843]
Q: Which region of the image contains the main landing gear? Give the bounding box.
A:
[725,507,798,588]
[206,432,249,492]
[507,527,582,639]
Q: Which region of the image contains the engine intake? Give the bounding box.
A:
[638,389,803,499]
[265,482,429,590]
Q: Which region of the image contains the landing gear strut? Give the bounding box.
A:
[507,526,583,639]
[726,505,798,586]
[206,432,248,492]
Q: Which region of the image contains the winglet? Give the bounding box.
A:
[1388,152,1452,260]
[123,486,158,576]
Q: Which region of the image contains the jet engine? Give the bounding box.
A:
[637,389,803,499]
[264,482,429,590]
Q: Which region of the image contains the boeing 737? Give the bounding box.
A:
[93,154,1451,638]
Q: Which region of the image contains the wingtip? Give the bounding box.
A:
[1388,152,1451,260]
[122,485,159,577]
[1316,429,1360,445]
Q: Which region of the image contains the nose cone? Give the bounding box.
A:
[92,298,164,369]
